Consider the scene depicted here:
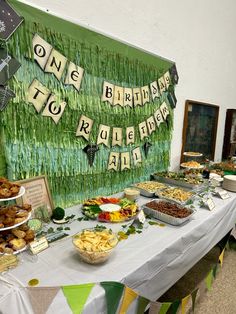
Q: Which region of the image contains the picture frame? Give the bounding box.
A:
[16,175,54,216]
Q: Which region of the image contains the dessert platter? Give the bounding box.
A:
[82,197,139,222]
[0,177,25,201]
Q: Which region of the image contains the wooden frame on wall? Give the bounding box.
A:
[181,100,219,163]
[16,175,54,215]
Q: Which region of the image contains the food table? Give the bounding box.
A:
[0,192,236,314]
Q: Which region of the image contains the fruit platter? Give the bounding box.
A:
[82,197,139,222]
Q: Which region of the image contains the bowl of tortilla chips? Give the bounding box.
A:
[72,228,118,264]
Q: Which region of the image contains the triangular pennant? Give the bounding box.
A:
[100,281,124,314]
[219,248,225,267]
[136,295,149,314]
[83,144,99,167]
[0,85,15,111]
[191,289,198,313]
[205,269,213,291]
[149,301,162,314]
[27,287,60,314]
[62,283,94,314]
[170,300,181,314]
[159,302,172,314]
[181,295,190,314]
[213,264,218,278]
[118,286,138,314]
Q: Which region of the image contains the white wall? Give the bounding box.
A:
[19,0,236,169]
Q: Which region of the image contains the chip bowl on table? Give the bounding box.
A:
[72,228,118,264]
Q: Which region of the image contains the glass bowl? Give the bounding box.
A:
[72,228,118,264]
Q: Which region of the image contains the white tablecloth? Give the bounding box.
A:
[0,192,236,314]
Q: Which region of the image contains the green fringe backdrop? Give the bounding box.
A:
[0,0,176,207]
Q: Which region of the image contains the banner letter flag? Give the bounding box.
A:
[205,269,213,291]
[27,79,51,113]
[170,63,179,84]
[102,81,114,105]
[27,287,60,314]
[126,126,135,145]
[191,289,198,313]
[164,71,171,89]
[167,88,177,109]
[181,295,190,314]
[132,147,142,166]
[0,86,15,111]
[170,300,181,314]
[146,116,156,135]
[32,34,53,70]
[143,141,152,158]
[141,86,150,105]
[139,121,148,140]
[149,301,169,314]
[158,76,166,94]
[76,114,93,141]
[97,124,111,147]
[108,152,120,171]
[112,127,123,147]
[64,61,84,92]
[124,88,133,107]
[160,102,170,120]
[62,284,94,314]
[45,49,67,81]
[136,296,150,314]
[42,95,67,124]
[0,48,21,85]
[213,264,218,278]
[83,144,99,167]
[118,286,138,314]
[219,248,225,267]
[113,86,124,106]
[100,282,124,314]
[154,109,164,127]
[121,152,131,170]
[150,81,159,100]
[133,87,142,106]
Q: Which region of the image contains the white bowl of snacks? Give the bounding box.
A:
[124,188,140,201]
[72,228,118,264]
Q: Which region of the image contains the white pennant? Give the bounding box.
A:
[150,81,159,100]
[42,95,67,124]
[112,127,123,146]
[160,101,170,120]
[27,79,50,113]
[64,61,84,92]
[32,34,52,70]
[44,49,67,81]
[97,124,111,147]
[113,86,124,106]
[108,152,120,171]
[139,121,148,140]
[153,108,164,127]
[76,114,94,141]
[132,147,142,166]
[121,152,130,170]
[146,116,156,135]
[164,71,171,89]
[126,126,135,145]
[123,88,133,107]
[133,88,142,106]
[158,76,166,94]
[101,81,114,105]
[141,86,150,105]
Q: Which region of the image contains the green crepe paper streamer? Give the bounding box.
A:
[62,283,94,314]
[159,302,172,314]
[191,289,198,313]
[100,281,124,314]
[212,264,218,279]
[136,295,150,314]
[169,300,180,314]
[205,269,213,291]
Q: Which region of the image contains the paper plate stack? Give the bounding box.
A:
[222,175,236,192]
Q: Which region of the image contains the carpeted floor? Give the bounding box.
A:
[194,249,236,314]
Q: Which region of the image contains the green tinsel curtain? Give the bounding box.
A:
[0,0,175,207]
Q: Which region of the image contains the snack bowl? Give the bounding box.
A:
[124,188,140,201]
[72,228,118,264]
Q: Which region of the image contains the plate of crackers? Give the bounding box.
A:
[0,204,32,231]
[0,177,25,201]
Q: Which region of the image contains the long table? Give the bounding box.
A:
[0,192,236,313]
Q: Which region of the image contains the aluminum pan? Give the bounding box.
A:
[152,174,205,190]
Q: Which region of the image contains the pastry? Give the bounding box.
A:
[9,238,26,251]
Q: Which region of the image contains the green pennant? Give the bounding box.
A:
[170,300,180,314]
[191,289,198,313]
[213,264,218,278]
[159,302,172,314]
[205,269,213,291]
[62,283,94,314]
[101,281,124,314]
[136,295,149,314]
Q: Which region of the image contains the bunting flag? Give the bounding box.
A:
[170,300,181,314]
[64,61,84,92]
[160,102,169,120]
[191,289,198,313]
[0,85,15,111]
[158,76,166,94]
[83,144,99,167]
[0,48,21,85]
[101,81,114,105]
[143,141,152,158]
[136,296,150,314]
[62,283,95,314]
[132,147,142,166]
[163,71,171,89]
[27,79,51,113]
[41,95,67,124]
[112,127,123,146]
[146,116,156,135]
[169,64,179,84]
[219,248,225,267]
[139,121,148,140]
[141,85,150,105]
[118,286,138,314]
[32,34,53,70]
[108,152,120,171]
[121,152,131,171]
[114,85,124,106]
[181,295,190,314]
[44,48,68,81]
[126,126,135,145]
[97,124,111,146]
[27,287,60,314]
[150,81,159,100]
[124,88,133,107]
[212,264,218,278]
[205,269,214,291]
[149,301,162,314]
[153,108,164,127]
[100,281,125,314]
[133,87,142,106]
[76,114,94,141]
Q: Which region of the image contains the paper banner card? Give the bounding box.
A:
[124,88,133,107]
[158,76,166,94]
[27,79,51,113]
[160,102,170,120]
[76,115,94,141]
[164,71,171,89]
[132,147,142,165]
[0,1,24,41]
[154,108,164,127]
[141,86,150,105]
[112,127,123,147]
[45,49,67,81]
[146,116,156,135]
[133,88,142,106]
[97,124,111,146]
[41,94,67,124]
[121,152,131,171]
[33,34,53,70]
[108,152,120,171]
[0,85,15,111]
[126,126,135,145]
[139,121,148,140]
[113,86,124,106]
[64,61,84,92]
[150,81,159,101]
[102,81,114,105]
[0,48,21,85]
[27,287,60,314]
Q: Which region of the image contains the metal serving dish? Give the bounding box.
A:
[152,174,206,190]
[142,199,195,226]
[132,181,167,198]
[155,187,194,206]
